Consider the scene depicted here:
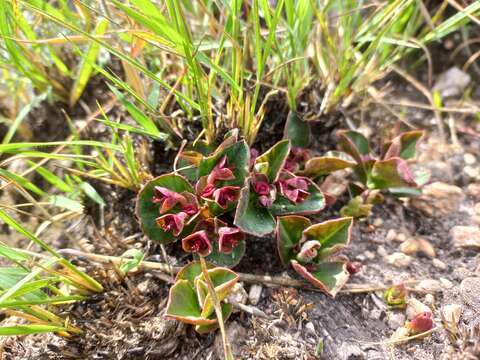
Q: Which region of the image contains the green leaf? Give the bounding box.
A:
[118,249,145,274]
[255,140,291,183]
[303,151,356,177]
[303,217,353,260]
[337,130,370,166]
[136,173,194,244]
[276,215,311,265]
[283,111,310,148]
[203,240,246,268]
[234,183,276,236]
[197,267,239,319]
[70,18,109,106]
[198,140,250,188]
[175,261,214,286]
[368,158,417,190]
[291,260,350,298]
[165,279,216,325]
[269,181,325,216]
[0,325,67,336]
[340,196,373,218]
[195,303,233,334]
[48,195,84,213]
[383,130,424,160]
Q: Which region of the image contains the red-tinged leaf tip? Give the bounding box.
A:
[277,175,310,204]
[213,186,240,209]
[207,156,236,184]
[296,240,321,263]
[218,226,245,254]
[182,230,213,257]
[156,212,187,237]
[407,312,433,335]
[346,261,362,275]
[152,186,187,214]
[291,260,350,298]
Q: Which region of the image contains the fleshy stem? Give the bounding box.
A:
[199,256,234,360]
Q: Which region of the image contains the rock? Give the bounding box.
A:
[432,258,447,270]
[439,278,454,289]
[304,322,316,337]
[464,153,476,165]
[373,218,383,227]
[406,298,431,320]
[432,66,471,99]
[410,182,465,217]
[386,229,397,242]
[415,280,442,294]
[467,183,480,201]
[385,252,413,268]
[417,238,436,258]
[388,312,406,330]
[464,166,480,180]
[364,250,376,260]
[396,232,407,243]
[400,238,419,255]
[451,226,480,249]
[248,284,263,305]
[214,321,246,359]
[227,282,248,311]
[424,294,435,307]
[460,277,480,310]
[442,304,462,326]
[377,246,387,257]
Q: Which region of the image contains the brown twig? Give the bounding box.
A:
[57,249,426,294]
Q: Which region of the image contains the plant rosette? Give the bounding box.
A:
[137,132,326,267]
[165,261,238,333]
[277,215,354,297]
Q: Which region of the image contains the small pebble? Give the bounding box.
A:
[424,294,435,307]
[364,250,376,260]
[248,284,263,305]
[416,279,442,294]
[417,238,436,258]
[439,278,454,289]
[386,229,397,242]
[400,238,419,255]
[373,218,383,227]
[464,153,476,165]
[377,246,387,257]
[396,233,407,243]
[432,258,447,270]
[385,252,413,268]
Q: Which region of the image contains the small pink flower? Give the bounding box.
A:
[408,312,433,334]
[296,240,321,262]
[152,186,186,214]
[207,156,235,184]
[277,176,310,203]
[156,212,187,236]
[182,230,212,257]
[290,147,311,163]
[253,180,270,196]
[182,203,198,216]
[218,227,245,254]
[252,175,276,207]
[283,159,298,173]
[213,186,240,208]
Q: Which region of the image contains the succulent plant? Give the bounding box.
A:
[165,261,238,334]
[276,216,354,297]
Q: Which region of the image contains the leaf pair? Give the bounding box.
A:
[277,216,353,297]
[234,140,326,236]
[165,262,238,333]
